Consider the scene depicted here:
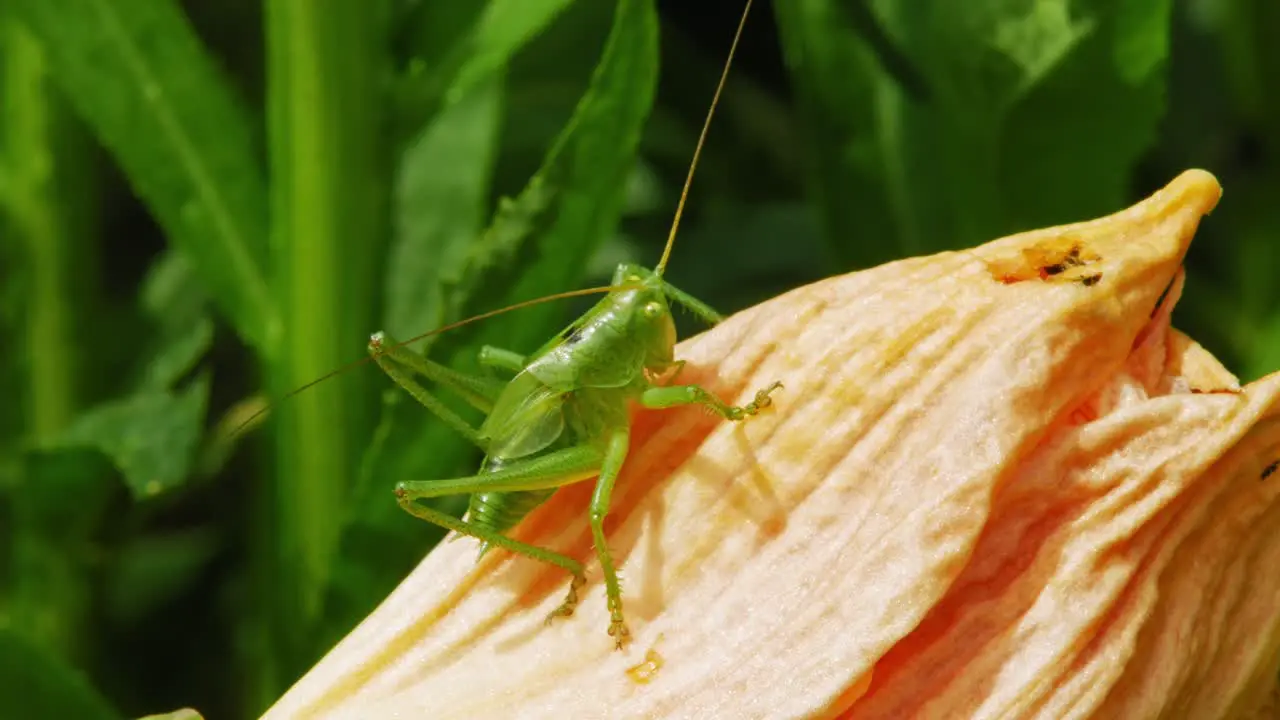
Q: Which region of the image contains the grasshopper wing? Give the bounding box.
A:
[478,371,567,459]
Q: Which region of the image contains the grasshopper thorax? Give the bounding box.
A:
[522,262,676,391]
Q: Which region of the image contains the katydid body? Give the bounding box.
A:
[370,264,780,648]
[367,0,768,650]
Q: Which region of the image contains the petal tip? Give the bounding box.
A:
[1163,168,1223,217]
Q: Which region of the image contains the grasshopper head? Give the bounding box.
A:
[612,262,677,373]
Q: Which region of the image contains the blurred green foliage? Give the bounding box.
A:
[0,0,1275,717]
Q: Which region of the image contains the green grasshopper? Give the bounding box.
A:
[369,0,778,650]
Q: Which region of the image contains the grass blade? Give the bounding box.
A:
[393,0,578,146]
[0,629,121,720]
[0,16,96,443]
[11,0,276,354]
[260,0,390,706]
[477,0,660,351]
[386,78,503,345]
[0,13,103,675]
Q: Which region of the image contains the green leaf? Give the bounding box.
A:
[0,630,121,720]
[59,375,209,498]
[1001,0,1172,227]
[13,447,116,536]
[448,0,580,107]
[10,0,276,354]
[0,15,98,443]
[386,78,503,345]
[989,1,1095,98]
[5,448,116,659]
[475,0,659,351]
[1113,0,1173,84]
[1218,0,1280,154]
[777,0,1171,260]
[139,250,210,331]
[774,0,901,268]
[137,251,214,390]
[1175,174,1280,381]
[393,0,578,144]
[139,318,213,392]
[105,528,220,623]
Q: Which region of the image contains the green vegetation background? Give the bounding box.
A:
[0,0,1275,717]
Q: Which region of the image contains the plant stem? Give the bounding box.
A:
[260,0,389,708]
[0,14,96,660]
[2,20,93,444]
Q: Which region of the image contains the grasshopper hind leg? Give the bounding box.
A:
[394,444,608,634]
[396,487,588,623]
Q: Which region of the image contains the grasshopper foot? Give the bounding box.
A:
[728,381,783,420]
[606,593,631,650]
[545,572,587,626]
[609,619,632,651]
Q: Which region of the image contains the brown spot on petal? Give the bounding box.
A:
[986,236,1101,285]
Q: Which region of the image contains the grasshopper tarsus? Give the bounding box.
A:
[610,620,632,651]
[606,589,630,650]
[642,380,783,422]
[607,596,632,650]
[544,573,587,627]
[725,381,784,420]
[741,381,783,416]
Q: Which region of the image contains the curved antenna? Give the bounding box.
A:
[232,284,623,435]
[654,0,753,277]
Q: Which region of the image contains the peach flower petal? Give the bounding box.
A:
[263,170,1280,719]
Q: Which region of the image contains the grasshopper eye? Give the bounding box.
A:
[626,274,642,284]
[642,301,664,319]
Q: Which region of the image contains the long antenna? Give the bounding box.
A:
[232,285,622,435]
[654,0,753,276]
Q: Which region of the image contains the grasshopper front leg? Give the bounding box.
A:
[641,380,783,420]
[369,332,503,447]
[477,345,527,374]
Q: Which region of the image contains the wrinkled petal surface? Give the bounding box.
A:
[264,170,1280,719]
